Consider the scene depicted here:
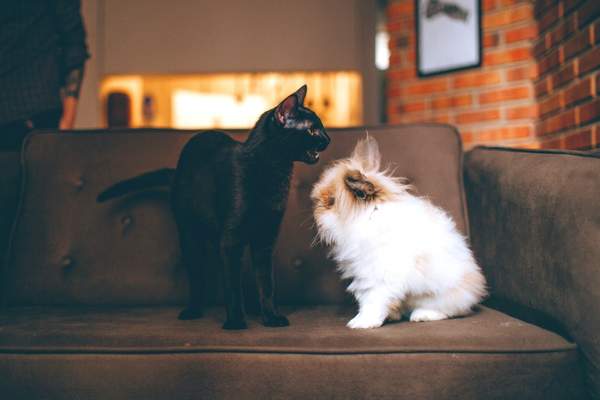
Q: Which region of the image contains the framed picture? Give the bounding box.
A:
[415,0,482,77]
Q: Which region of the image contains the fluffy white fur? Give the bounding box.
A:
[311,137,487,329]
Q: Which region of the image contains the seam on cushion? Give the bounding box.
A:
[449,125,471,239]
[470,146,600,159]
[0,347,578,355]
[0,131,33,306]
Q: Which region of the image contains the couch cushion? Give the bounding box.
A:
[0,306,585,399]
[0,306,572,353]
[3,125,468,305]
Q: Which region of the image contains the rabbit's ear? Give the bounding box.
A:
[344,171,376,200]
[351,136,381,171]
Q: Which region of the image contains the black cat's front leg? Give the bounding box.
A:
[250,243,289,328]
[221,238,247,330]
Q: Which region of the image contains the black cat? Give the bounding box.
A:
[98,85,330,330]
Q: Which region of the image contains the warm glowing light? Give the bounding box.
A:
[172,91,268,129]
[100,72,362,129]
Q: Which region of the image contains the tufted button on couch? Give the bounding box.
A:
[0,125,597,399]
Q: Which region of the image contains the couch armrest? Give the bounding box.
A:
[0,152,21,267]
[464,146,600,398]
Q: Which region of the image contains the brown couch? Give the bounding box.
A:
[0,125,596,399]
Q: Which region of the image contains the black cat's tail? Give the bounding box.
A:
[97,168,175,202]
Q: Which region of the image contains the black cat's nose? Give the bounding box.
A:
[316,130,330,151]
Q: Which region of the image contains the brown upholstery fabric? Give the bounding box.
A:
[0,306,584,399]
[3,125,467,306]
[465,147,600,399]
[0,352,584,400]
[0,306,573,353]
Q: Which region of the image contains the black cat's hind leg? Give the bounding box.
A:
[177,226,206,320]
[250,240,289,328]
[220,235,248,330]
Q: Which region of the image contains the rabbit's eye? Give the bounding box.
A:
[326,196,335,207]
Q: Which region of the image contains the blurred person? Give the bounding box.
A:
[0,0,89,150]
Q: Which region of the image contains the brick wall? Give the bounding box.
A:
[533,0,600,148]
[386,0,600,149]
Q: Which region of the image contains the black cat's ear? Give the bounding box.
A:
[275,85,306,125]
[295,84,307,105]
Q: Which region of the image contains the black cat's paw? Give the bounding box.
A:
[222,319,248,330]
[178,307,204,320]
[263,314,289,328]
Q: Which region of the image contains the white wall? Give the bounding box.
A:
[75,0,380,127]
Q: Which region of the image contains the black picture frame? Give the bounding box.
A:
[415,0,482,77]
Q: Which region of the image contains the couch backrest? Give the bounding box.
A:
[0,152,21,278]
[3,125,467,306]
